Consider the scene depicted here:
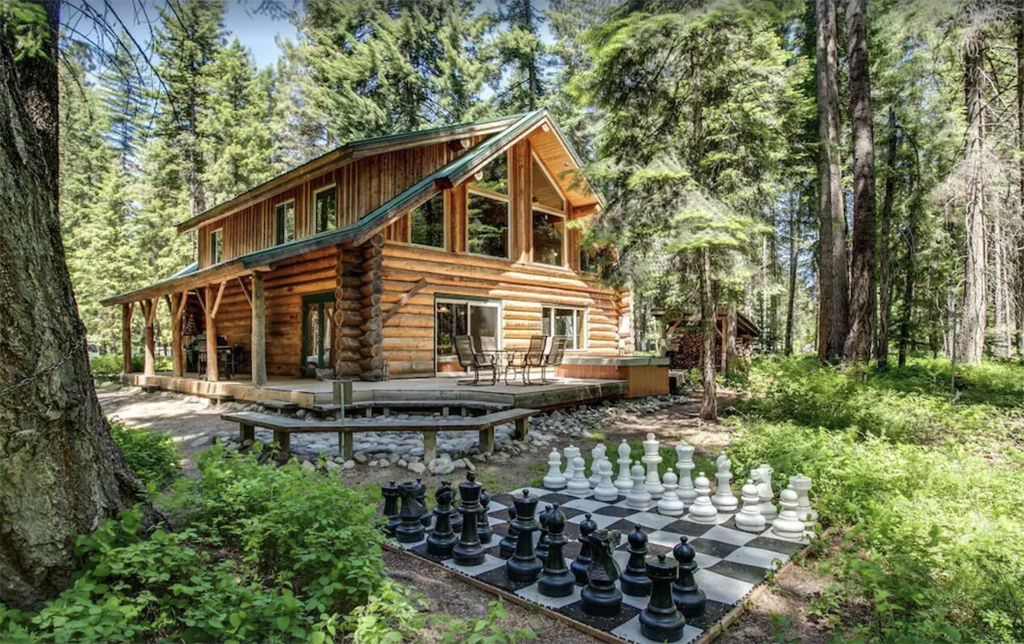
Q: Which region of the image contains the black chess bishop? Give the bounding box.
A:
[452,472,486,566]
[427,481,459,557]
[538,505,574,598]
[640,554,687,643]
[620,525,653,597]
[672,536,706,618]
[570,513,597,585]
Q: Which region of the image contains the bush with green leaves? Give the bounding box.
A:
[90,354,172,377]
[109,422,180,489]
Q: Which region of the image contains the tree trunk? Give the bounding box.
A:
[725,303,738,377]
[956,35,988,365]
[1016,9,1024,358]
[785,192,800,356]
[699,247,717,420]
[844,0,876,364]
[898,166,920,368]
[876,107,898,369]
[0,5,144,610]
[815,0,849,363]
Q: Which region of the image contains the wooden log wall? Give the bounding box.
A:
[359,235,385,380]
[332,246,365,378]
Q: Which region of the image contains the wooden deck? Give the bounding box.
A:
[121,372,628,411]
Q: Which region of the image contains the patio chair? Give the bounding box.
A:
[540,336,568,384]
[514,335,549,386]
[454,335,497,385]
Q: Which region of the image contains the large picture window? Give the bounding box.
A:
[542,306,585,350]
[209,228,223,265]
[468,153,510,259]
[313,186,337,234]
[531,154,566,266]
[275,201,295,245]
[410,192,445,249]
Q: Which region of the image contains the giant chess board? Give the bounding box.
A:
[390,485,808,644]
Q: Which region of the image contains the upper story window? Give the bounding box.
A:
[468,153,509,259]
[410,192,445,249]
[209,228,224,265]
[275,200,295,245]
[531,155,566,266]
[313,185,336,234]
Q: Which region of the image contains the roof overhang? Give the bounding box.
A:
[100,260,270,306]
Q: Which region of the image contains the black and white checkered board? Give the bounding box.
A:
[390,487,808,644]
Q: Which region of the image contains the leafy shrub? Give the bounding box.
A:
[438,601,536,644]
[90,354,172,377]
[109,422,180,489]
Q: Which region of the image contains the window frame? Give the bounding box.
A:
[530,150,567,214]
[530,151,569,268]
[541,305,587,351]
[274,199,296,246]
[407,191,448,251]
[434,295,503,371]
[209,227,224,265]
[466,187,512,261]
[312,184,337,235]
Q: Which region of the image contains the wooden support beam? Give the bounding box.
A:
[381,277,428,325]
[205,284,219,382]
[194,289,208,316]
[210,281,227,318]
[121,303,134,374]
[171,293,184,377]
[142,299,156,376]
[251,272,267,387]
[174,291,189,322]
[237,276,252,308]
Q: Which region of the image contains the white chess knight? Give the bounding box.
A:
[735,479,767,533]
[711,453,738,512]
[751,464,777,520]
[789,473,818,528]
[657,472,685,517]
[642,432,665,499]
[567,456,591,494]
[563,445,581,479]
[614,439,633,493]
[674,443,698,509]
[626,462,652,510]
[542,448,567,490]
[687,472,719,524]
[593,460,619,502]
[589,444,609,488]
[771,486,806,540]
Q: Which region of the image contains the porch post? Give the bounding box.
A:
[205,284,219,381]
[171,292,185,377]
[251,273,267,386]
[121,303,134,374]
[143,299,156,376]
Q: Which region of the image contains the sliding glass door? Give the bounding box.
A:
[435,297,500,373]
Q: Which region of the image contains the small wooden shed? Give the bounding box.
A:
[659,309,760,372]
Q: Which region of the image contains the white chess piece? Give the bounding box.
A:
[642,432,665,499]
[735,479,767,533]
[626,462,652,510]
[752,464,777,520]
[657,472,685,517]
[542,448,567,490]
[675,443,697,509]
[593,460,618,502]
[771,487,806,540]
[711,453,738,512]
[614,439,633,493]
[789,473,817,528]
[589,444,608,488]
[563,445,581,479]
[567,456,591,495]
[687,472,718,524]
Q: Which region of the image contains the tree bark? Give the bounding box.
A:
[876,107,898,369]
[785,192,800,356]
[815,0,849,363]
[699,247,717,420]
[1016,8,1024,358]
[0,4,144,610]
[898,158,920,368]
[725,303,738,377]
[844,0,876,364]
[956,34,988,365]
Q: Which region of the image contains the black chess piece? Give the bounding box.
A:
[477,488,494,544]
[395,482,426,543]
[497,501,518,559]
[452,472,486,566]
[640,554,686,642]
[620,525,653,597]
[381,481,400,537]
[427,482,459,557]
[506,490,543,582]
[571,513,597,585]
[672,536,706,618]
[581,530,623,616]
[535,505,552,565]
[414,478,431,527]
[538,505,575,597]
[450,488,463,533]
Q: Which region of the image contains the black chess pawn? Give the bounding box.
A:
[581,530,623,616]
[506,490,543,582]
[427,482,459,557]
[672,536,706,618]
[452,472,486,566]
[381,481,400,537]
[477,488,494,545]
[538,505,575,598]
[640,554,687,643]
[535,505,552,565]
[414,478,431,527]
[620,525,653,597]
[395,481,426,543]
[571,513,597,585]
[497,502,518,559]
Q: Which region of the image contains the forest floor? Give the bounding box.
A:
[99,383,837,644]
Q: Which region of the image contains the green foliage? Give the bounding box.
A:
[90,354,172,377]
[343,581,425,644]
[439,601,536,644]
[109,422,180,489]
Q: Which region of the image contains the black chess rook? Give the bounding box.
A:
[640,554,687,643]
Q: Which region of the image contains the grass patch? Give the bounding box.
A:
[109,422,180,490]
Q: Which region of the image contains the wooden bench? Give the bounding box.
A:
[344,399,512,418]
[221,407,536,463]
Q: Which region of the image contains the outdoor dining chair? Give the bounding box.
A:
[540,336,568,384]
[512,335,549,385]
[454,335,497,385]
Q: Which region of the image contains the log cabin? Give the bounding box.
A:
[102,110,646,393]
